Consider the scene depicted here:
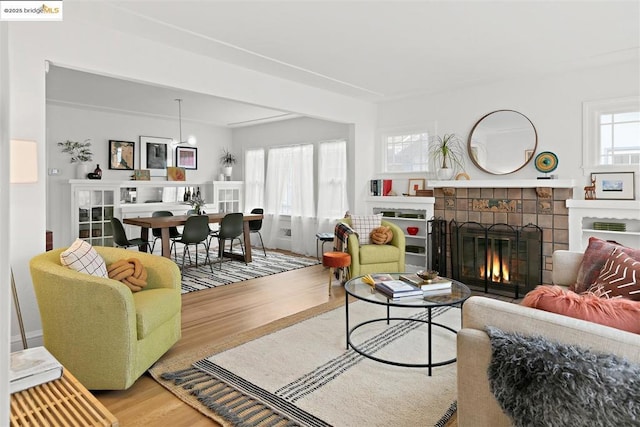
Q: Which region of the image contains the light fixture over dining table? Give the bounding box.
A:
[173,98,196,146]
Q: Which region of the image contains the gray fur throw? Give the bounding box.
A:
[486,326,640,427]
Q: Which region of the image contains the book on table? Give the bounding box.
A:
[399,274,452,291]
[375,280,423,299]
[10,346,64,394]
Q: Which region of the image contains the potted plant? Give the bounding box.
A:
[428,134,465,180]
[219,148,237,177]
[58,139,93,179]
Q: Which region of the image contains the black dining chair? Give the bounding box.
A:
[150,210,181,258]
[174,215,213,272]
[111,217,147,250]
[211,212,246,270]
[248,208,266,257]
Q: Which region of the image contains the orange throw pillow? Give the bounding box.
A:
[107,258,148,292]
[521,285,640,334]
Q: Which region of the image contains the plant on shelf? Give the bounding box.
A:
[57,139,93,163]
[428,134,465,180]
[219,148,237,177]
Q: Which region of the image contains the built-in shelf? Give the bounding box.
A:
[427,179,576,188]
[566,199,640,250]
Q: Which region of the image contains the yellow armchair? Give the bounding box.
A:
[29,246,182,390]
[340,218,406,277]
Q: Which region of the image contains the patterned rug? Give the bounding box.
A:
[153,301,459,426]
[180,250,320,294]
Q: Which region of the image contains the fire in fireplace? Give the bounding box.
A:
[448,220,542,298]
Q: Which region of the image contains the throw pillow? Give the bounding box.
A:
[107,258,148,292]
[521,285,640,334]
[572,237,640,293]
[587,248,640,301]
[60,239,108,278]
[370,226,393,245]
[350,214,383,245]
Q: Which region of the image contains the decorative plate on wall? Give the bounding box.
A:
[534,151,558,173]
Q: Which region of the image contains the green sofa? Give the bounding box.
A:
[29,246,182,390]
[340,218,406,277]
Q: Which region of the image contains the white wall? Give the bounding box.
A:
[46,103,233,248]
[378,61,640,188]
[7,12,376,358]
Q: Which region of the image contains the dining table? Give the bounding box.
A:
[123,212,263,262]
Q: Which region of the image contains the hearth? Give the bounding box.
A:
[448,220,542,298]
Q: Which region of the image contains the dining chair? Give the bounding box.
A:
[111,217,147,250]
[150,210,181,258]
[248,208,266,256]
[174,215,213,272]
[211,212,246,270]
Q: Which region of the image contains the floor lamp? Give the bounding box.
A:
[10,139,39,349]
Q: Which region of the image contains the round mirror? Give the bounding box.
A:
[468,110,537,175]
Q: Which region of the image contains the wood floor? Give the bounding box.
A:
[94,256,344,426]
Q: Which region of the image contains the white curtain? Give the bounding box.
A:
[262,144,316,256]
[244,148,264,212]
[317,139,349,233]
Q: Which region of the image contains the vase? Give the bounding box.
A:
[76,163,90,179]
[436,167,455,180]
[223,166,233,177]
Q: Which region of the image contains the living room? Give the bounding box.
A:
[3,1,639,425]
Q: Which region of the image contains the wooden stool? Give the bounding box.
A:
[323,251,351,295]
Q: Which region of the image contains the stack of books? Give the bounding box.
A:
[375,279,423,300]
[399,273,453,295]
[10,346,64,394]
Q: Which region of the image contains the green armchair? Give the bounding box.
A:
[340,218,406,277]
[29,246,182,390]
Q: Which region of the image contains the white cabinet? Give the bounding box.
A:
[212,181,244,213]
[71,184,116,247]
[567,199,640,250]
[365,196,435,268]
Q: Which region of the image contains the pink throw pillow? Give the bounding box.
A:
[521,285,640,334]
[572,237,640,293]
[588,248,640,301]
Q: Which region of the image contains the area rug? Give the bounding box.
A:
[180,250,320,294]
[152,301,459,426]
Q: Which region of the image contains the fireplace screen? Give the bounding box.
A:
[449,220,542,298]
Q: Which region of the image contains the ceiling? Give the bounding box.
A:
[51,1,639,127]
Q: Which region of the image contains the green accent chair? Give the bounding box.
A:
[340,218,406,278]
[29,246,182,390]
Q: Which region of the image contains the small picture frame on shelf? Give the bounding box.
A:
[592,172,635,200]
[133,169,150,181]
[408,178,425,196]
[167,166,186,181]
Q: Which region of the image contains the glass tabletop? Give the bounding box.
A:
[344,273,471,308]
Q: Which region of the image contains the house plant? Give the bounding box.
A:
[219,148,237,177]
[428,133,465,180]
[57,139,93,179]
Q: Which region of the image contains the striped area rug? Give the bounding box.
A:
[157,302,459,426]
[180,250,320,294]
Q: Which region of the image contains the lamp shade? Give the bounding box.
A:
[10,139,38,183]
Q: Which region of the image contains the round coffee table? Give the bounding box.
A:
[344,273,471,376]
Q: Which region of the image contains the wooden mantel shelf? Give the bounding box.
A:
[427,179,576,188]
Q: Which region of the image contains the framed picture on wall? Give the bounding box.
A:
[108,140,135,170]
[140,136,172,176]
[176,146,197,170]
[592,172,635,200]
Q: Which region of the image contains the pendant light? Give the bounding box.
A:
[174,98,196,146]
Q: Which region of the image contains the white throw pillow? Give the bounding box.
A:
[350,214,383,245]
[60,239,108,278]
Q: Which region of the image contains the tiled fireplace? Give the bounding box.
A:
[429,180,574,292]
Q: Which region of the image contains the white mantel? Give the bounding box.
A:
[427,179,576,188]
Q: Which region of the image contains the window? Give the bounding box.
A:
[583,96,640,171]
[382,129,431,172]
[244,148,264,211]
[317,140,348,221]
[265,145,314,216]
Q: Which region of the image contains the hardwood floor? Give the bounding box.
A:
[94,258,344,426]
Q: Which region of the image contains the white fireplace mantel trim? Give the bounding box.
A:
[427,179,576,189]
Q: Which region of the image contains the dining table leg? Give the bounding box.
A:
[243,222,253,263]
[160,228,171,258]
[138,227,150,253]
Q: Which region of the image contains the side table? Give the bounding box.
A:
[10,369,118,426]
[315,232,334,260]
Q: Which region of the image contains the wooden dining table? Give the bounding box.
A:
[123,212,263,262]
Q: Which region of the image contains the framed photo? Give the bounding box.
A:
[167,166,186,181]
[408,178,425,196]
[133,169,150,181]
[176,146,197,170]
[592,172,635,200]
[109,140,135,170]
[140,136,172,176]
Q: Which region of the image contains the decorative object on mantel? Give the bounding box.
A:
[455,172,470,180]
[429,133,465,180]
[219,148,237,178]
[584,178,596,199]
[407,178,426,196]
[534,151,558,179]
[57,139,93,179]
